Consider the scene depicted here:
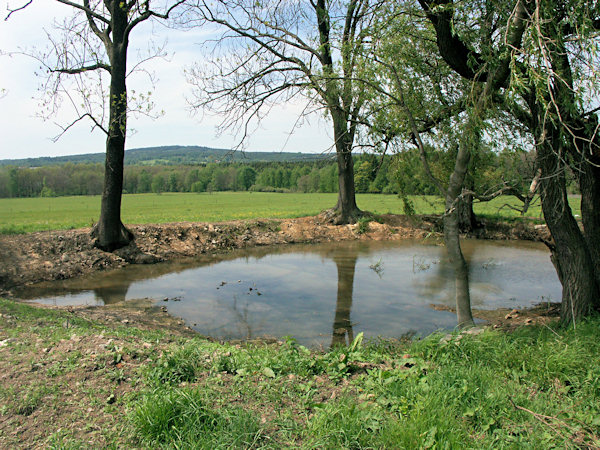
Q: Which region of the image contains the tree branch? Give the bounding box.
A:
[52,112,108,140]
[51,62,111,74]
[4,0,32,20]
[56,0,110,25]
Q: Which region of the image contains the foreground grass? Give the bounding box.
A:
[0,192,579,234]
[0,298,598,448]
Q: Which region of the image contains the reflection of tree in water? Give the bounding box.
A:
[93,283,131,305]
[328,250,359,348]
[223,295,262,340]
[412,242,487,311]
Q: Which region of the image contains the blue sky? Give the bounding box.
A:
[0,1,332,160]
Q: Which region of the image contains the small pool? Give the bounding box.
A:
[15,239,561,347]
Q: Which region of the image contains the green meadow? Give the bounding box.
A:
[0,191,575,234]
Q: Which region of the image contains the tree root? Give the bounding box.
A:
[318,207,366,225]
[91,221,134,252]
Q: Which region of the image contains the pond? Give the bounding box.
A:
[15,239,562,347]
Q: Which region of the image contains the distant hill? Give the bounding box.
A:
[0,145,331,167]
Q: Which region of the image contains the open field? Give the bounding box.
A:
[0,192,578,234]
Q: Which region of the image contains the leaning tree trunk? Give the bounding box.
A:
[537,138,600,324]
[330,253,357,347]
[92,8,133,252]
[444,138,475,328]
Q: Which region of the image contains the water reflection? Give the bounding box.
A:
[93,284,130,305]
[14,239,561,347]
[330,252,356,347]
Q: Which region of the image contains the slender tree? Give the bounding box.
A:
[360,1,528,327]
[6,0,185,251]
[187,0,385,223]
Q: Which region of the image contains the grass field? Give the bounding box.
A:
[0,191,577,234]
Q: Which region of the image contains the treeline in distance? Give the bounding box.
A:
[0,149,539,199]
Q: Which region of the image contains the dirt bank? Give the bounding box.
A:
[0,214,549,295]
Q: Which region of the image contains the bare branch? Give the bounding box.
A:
[125,0,187,38]
[52,62,111,74]
[83,0,110,45]
[55,0,110,25]
[52,112,108,141]
[5,0,32,20]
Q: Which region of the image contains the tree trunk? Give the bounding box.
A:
[444,135,475,328]
[330,254,357,347]
[577,155,600,289]
[541,30,600,320]
[92,6,133,251]
[443,209,474,328]
[324,111,362,224]
[457,189,478,232]
[332,148,361,224]
[537,139,600,324]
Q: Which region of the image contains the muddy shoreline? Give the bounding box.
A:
[0,214,549,295]
[0,214,557,335]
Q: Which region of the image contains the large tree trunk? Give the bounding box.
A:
[92,6,133,252]
[330,253,357,347]
[332,147,361,224]
[537,137,600,324]
[541,31,600,320]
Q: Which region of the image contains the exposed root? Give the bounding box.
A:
[318,207,365,225]
[91,222,134,252]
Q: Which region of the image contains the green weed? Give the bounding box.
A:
[2,297,599,448]
[356,217,371,234]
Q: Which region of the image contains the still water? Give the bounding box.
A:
[16,239,561,347]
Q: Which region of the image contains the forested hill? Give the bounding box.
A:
[0,145,329,167]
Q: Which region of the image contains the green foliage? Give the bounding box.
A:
[356,217,371,234]
[132,388,261,448]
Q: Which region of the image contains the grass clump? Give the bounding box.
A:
[146,345,205,386]
[132,388,261,449]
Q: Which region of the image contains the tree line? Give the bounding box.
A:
[0,149,540,199]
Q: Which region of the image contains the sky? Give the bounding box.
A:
[0,1,332,161]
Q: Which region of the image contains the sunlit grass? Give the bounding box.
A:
[0,192,581,234]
